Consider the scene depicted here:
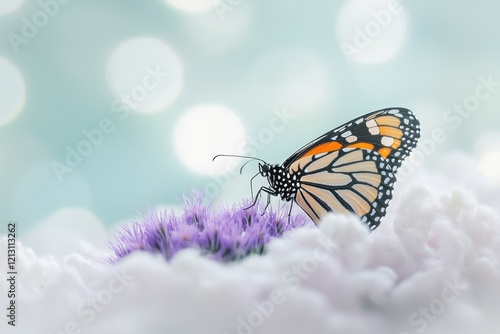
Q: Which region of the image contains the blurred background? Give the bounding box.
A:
[1,0,499,254]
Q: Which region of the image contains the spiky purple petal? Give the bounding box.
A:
[109,192,309,263]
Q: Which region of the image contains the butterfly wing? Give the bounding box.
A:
[290,148,396,230]
[282,107,420,173]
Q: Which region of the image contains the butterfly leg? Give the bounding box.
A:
[287,200,294,224]
[248,172,260,199]
[244,186,276,211]
[261,191,272,216]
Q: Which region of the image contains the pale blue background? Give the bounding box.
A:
[1,0,499,235]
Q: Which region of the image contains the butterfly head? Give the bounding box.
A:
[258,163,281,178]
[258,163,270,177]
[259,163,276,186]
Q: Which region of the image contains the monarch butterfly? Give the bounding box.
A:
[215,107,420,230]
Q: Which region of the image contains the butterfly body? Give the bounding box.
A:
[251,107,420,231]
[258,163,301,202]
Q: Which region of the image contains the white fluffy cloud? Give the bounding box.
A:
[1,153,500,334]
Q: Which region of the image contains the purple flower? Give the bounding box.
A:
[109,192,309,263]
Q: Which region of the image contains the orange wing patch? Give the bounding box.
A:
[392,139,402,149]
[376,115,401,127]
[300,141,343,159]
[378,147,392,159]
[346,142,375,150]
[299,114,406,161]
[378,126,403,138]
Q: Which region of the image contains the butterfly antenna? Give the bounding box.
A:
[212,154,267,163]
[212,154,267,170]
[239,159,257,174]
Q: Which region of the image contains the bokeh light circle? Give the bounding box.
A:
[480,151,500,184]
[0,0,25,15]
[336,0,407,64]
[106,37,183,114]
[23,208,108,256]
[475,133,500,185]
[0,57,26,126]
[174,105,246,175]
[163,0,213,13]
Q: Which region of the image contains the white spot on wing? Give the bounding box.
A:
[366,119,377,128]
[346,135,358,143]
[381,136,395,147]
